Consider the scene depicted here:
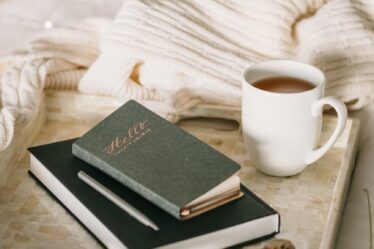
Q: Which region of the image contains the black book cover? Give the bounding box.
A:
[72,100,241,219]
[29,139,280,249]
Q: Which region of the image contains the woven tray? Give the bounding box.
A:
[0,91,360,249]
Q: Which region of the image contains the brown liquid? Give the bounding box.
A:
[253,76,315,93]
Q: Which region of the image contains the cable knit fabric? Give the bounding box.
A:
[1,0,374,151]
[0,19,106,150]
[81,0,374,110]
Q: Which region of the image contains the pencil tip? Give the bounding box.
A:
[150,224,159,231]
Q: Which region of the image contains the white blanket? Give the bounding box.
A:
[1,0,374,151]
[0,19,106,150]
[82,0,374,110]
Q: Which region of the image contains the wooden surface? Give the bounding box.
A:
[0,91,360,249]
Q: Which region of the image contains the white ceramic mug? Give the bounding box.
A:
[242,60,347,176]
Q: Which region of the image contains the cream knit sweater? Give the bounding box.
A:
[81,0,374,110]
[1,0,374,150]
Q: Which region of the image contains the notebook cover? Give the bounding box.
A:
[72,100,241,219]
[29,139,279,249]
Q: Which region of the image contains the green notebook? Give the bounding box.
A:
[72,100,242,220]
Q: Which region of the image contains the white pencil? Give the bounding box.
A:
[78,170,159,231]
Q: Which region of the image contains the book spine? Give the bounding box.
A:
[72,143,181,219]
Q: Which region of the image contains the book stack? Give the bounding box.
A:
[29,100,279,249]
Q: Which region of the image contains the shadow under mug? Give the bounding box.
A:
[242,60,347,177]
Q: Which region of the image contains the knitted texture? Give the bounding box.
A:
[1,0,374,151]
[0,19,105,150]
[81,0,374,110]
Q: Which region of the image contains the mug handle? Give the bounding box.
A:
[305,96,348,164]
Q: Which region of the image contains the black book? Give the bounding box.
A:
[29,139,280,249]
